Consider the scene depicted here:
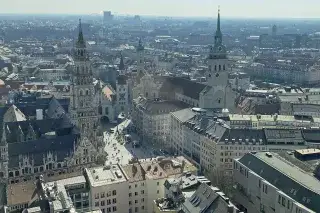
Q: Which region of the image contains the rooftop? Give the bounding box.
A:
[47,175,86,187]
[171,108,196,123]
[181,183,240,213]
[85,164,127,187]
[238,152,320,212]
[7,182,36,206]
[135,98,189,115]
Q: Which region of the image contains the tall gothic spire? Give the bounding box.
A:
[119,52,125,70]
[77,19,86,48]
[214,6,222,46]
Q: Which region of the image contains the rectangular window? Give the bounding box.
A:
[135,192,138,196]
[141,190,144,194]
[112,198,116,204]
[101,200,105,206]
[278,195,281,204]
[135,200,138,204]
[157,182,159,186]
[129,193,132,197]
[101,192,105,198]
[95,193,99,199]
[112,190,116,196]
[282,197,286,206]
[95,202,99,207]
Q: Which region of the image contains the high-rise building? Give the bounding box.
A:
[103,11,113,23]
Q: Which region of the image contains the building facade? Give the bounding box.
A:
[68,19,104,167]
[233,152,319,213]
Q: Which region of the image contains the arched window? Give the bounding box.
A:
[86,90,89,96]
[223,65,226,70]
[80,50,83,56]
[219,65,221,71]
[214,65,217,71]
[79,90,83,96]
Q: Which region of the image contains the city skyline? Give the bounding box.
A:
[1,0,320,18]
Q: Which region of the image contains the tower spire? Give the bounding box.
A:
[214,6,222,45]
[77,18,85,47]
[217,6,221,32]
[119,52,125,70]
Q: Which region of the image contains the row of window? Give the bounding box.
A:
[95,198,117,207]
[95,190,117,199]
[129,183,144,189]
[129,190,145,197]
[129,206,144,213]
[129,199,145,205]
[220,146,266,151]
[8,162,64,178]
[101,206,117,213]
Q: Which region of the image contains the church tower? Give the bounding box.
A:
[135,38,145,84]
[207,8,230,88]
[0,124,8,182]
[69,19,100,148]
[200,8,236,111]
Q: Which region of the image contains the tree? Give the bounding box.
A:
[205,167,235,198]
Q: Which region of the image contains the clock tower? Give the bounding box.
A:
[199,8,236,111]
[207,8,229,88]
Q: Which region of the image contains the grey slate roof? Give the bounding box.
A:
[171,108,196,123]
[8,134,78,168]
[239,153,320,213]
[4,117,73,143]
[161,77,208,100]
[264,129,305,143]
[135,98,189,115]
[181,183,238,213]
[221,129,267,144]
[302,129,320,143]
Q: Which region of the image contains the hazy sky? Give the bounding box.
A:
[1,0,320,18]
